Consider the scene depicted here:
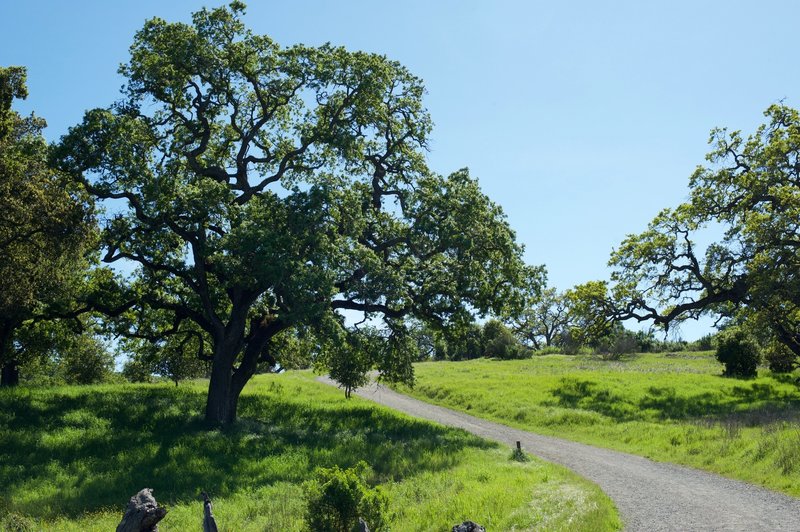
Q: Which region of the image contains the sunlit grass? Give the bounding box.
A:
[0,372,619,530]
[394,353,800,497]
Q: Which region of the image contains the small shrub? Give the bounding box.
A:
[0,513,35,532]
[764,342,797,374]
[715,328,761,378]
[594,330,638,360]
[305,462,388,532]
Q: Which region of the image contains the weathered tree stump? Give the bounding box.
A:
[116,488,167,532]
[202,492,219,532]
[452,521,486,532]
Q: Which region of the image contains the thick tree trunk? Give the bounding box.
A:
[205,359,239,426]
[203,317,284,426]
[1,359,20,387]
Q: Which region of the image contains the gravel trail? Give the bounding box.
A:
[317,376,800,531]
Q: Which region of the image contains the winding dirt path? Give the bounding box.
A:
[317,377,800,531]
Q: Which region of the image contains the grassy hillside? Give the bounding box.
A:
[393,353,800,497]
[0,372,619,531]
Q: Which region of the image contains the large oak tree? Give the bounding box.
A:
[610,104,800,360]
[57,3,533,425]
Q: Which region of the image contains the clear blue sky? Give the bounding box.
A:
[3,1,799,339]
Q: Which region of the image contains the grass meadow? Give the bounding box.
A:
[394,352,800,497]
[0,372,619,531]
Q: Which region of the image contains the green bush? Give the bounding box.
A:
[693,333,716,352]
[122,356,153,383]
[765,341,797,374]
[0,512,35,532]
[482,320,524,359]
[715,328,761,378]
[595,330,638,360]
[305,462,388,532]
[60,335,115,385]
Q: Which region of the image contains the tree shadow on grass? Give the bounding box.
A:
[548,377,800,423]
[0,384,492,519]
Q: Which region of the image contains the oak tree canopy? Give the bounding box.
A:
[57,3,535,424]
[610,104,800,362]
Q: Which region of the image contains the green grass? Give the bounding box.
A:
[0,372,619,531]
[393,353,800,497]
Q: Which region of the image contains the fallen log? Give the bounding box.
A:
[116,488,167,532]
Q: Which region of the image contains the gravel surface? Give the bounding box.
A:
[318,376,800,531]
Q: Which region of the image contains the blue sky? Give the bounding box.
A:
[3,1,799,339]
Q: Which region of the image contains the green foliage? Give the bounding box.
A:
[0,373,619,530]
[398,354,800,497]
[0,512,34,532]
[532,345,562,355]
[512,286,570,349]
[0,67,28,136]
[482,319,525,360]
[121,356,152,383]
[611,104,800,362]
[509,447,531,462]
[59,334,114,385]
[693,333,716,352]
[55,3,535,421]
[268,327,318,370]
[304,462,387,532]
[322,336,374,398]
[558,329,583,355]
[118,317,209,386]
[432,321,484,361]
[594,327,638,360]
[564,281,615,348]
[764,341,796,374]
[0,66,95,385]
[715,328,761,378]
[9,320,114,386]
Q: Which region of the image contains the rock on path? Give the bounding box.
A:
[317,377,800,531]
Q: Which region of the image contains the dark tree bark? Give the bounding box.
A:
[0,324,18,387]
[116,488,167,532]
[205,360,239,426]
[0,359,19,387]
[203,318,283,426]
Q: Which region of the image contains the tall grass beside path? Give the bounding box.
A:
[0,372,620,530]
[393,353,800,497]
